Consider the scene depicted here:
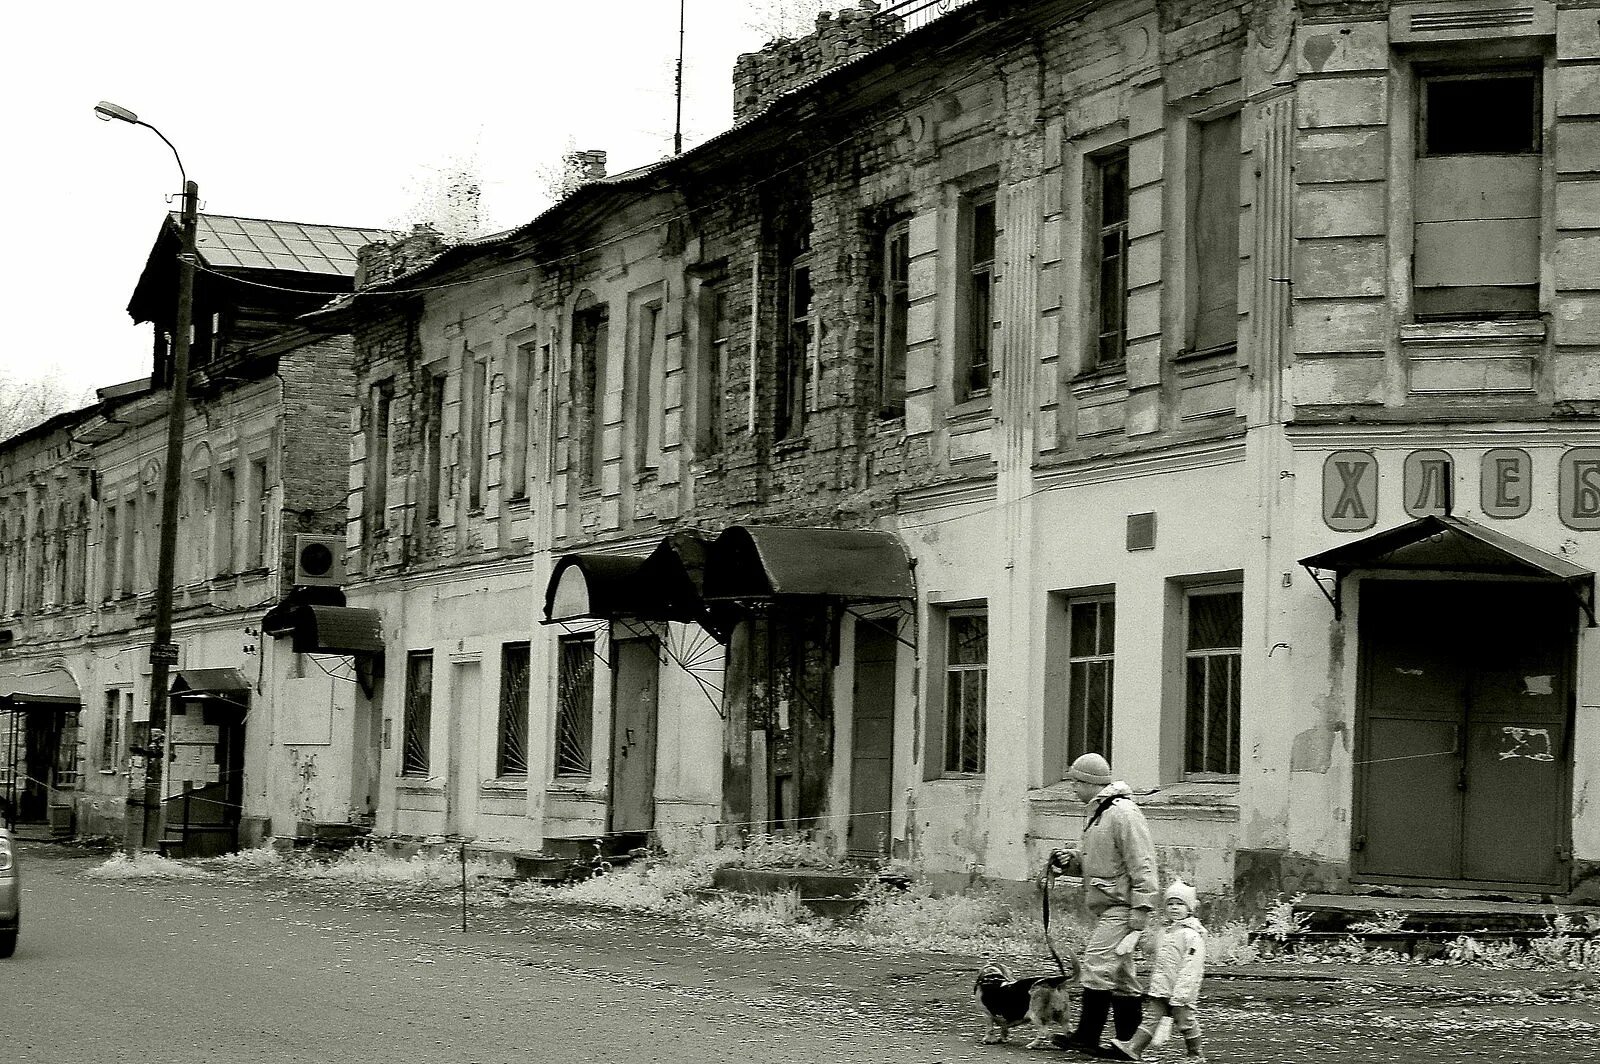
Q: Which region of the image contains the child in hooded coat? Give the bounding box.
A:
[1108,880,1207,1061]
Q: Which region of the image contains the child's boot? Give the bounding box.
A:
[1107,1026,1154,1061]
[1183,1033,1205,1061]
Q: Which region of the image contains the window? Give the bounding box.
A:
[401,650,434,777]
[123,497,140,591]
[1184,587,1242,776]
[1189,113,1240,353]
[100,690,120,770]
[425,373,445,524]
[555,633,595,777]
[212,470,233,576]
[1091,150,1130,368]
[572,303,609,490]
[695,281,727,457]
[497,641,530,777]
[959,191,997,400]
[634,299,663,468]
[876,218,910,417]
[249,457,269,569]
[1414,69,1541,318]
[72,500,88,603]
[102,504,118,600]
[367,383,391,531]
[1066,597,1115,764]
[52,503,67,605]
[777,221,813,439]
[504,347,531,502]
[467,357,487,512]
[943,611,988,774]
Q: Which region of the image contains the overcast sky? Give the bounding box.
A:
[1,0,822,403]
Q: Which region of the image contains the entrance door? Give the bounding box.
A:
[610,637,659,835]
[848,620,897,859]
[1355,581,1572,889]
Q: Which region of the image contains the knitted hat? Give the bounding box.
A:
[1067,753,1113,786]
[1165,880,1198,911]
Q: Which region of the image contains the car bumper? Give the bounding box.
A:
[0,877,17,926]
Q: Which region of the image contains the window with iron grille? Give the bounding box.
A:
[401,650,433,777]
[1066,597,1115,765]
[555,633,595,778]
[1092,149,1130,368]
[943,610,988,774]
[1184,587,1242,776]
[497,641,530,777]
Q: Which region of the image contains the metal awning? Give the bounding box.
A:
[702,525,916,603]
[543,553,651,624]
[170,668,253,695]
[1299,514,1596,626]
[261,605,385,655]
[0,666,81,708]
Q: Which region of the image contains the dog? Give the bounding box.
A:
[973,959,1078,1048]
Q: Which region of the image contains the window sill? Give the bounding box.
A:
[946,396,993,425]
[1399,318,1546,345]
[480,777,528,795]
[1173,342,1238,365]
[395,776,443,792]
[503,495,530,511]
[774,436,809,456]
[1071,364,1128,389]
[935,772,985,781]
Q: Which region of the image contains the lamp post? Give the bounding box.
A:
[95,100,197,855]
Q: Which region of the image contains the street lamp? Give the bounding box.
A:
[95,100,198,855]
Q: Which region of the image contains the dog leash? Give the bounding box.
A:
[1040,861,1069,980]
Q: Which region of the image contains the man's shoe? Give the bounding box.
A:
[1106,1038,1141,1061]
[1051,1033,1101,1053]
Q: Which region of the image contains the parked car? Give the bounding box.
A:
[0,827,17,957]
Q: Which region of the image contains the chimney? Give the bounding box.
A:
[565,149,609,184]
[732,1,904,125]
[354,224,444,290]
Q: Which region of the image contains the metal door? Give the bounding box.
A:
[848,621,897,858]
[1355,581,1572,889]
[609,637,659,834]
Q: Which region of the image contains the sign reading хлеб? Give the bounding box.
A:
[1322,447,1600,531]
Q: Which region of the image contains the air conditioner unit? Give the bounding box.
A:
[293,534,346,587]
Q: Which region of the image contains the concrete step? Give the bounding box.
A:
[1292,893,1600,934]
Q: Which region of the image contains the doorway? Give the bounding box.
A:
[1354,580,1574,890]
[609,636,659,835]
[848,619,896,859]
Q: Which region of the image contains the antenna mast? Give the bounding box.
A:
[674,0,686,155]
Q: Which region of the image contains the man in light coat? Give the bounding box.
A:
[1047,752,1160,1054]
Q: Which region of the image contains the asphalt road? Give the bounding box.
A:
[1,841,1596,1064]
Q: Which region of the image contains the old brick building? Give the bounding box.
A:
[295,0,1600,905]
[0,212,387,852]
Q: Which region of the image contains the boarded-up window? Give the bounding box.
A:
[1092,151,1130,368]
[367,383,391,532]
[634,300,663,468]
[1067,598,1115,764]
[943,611,987,774]
[504,346,532,501]
[555,633,595,777]
[467,358,487,512]
[1414,70,1542,319]
[425,374,445,524]
[497,641,529,777]
[402,650,433,777]
[1190,113,1240,352]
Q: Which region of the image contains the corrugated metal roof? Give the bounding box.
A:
[189,214,394,277]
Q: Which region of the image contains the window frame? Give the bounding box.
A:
[571,302,609,491]
[496,641,530,778]
[1065,595,1116,767]
[1182,584,1243,779]
[942,608,988,776]
[366,381,392,533]
[876,216,911,418]
[695,279,728,457]
[401,649,434,778]
[776,221,814,440]
[1186,111,1242,356]
[555,632,596,779]
[504,345,533,502]
[957,189,997,402]
[1090,148,1131,370]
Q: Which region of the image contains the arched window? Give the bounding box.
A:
[30,507,46,611]
[53,502,68,606]
[73,499,89,604]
